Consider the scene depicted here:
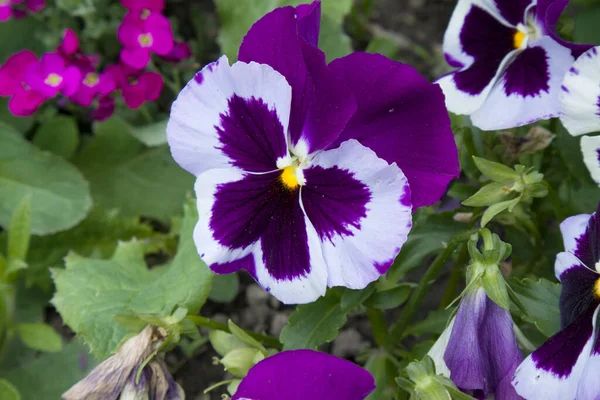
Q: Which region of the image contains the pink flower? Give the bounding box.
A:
[57,29,100,69]
[91,95,115,121]
[121,0,164,12]
[0,50,46,116]
[0,0,44,21]
[160,41,191,63]
[58,28,79,57]
[71,68,116,107]
[25,53,82,97]
[106,64,163,109]
[26,0,44,12]
[118,13,173,69]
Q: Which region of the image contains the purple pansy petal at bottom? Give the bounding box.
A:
[167,56,292,176]
[303,139,412,289]
[232,350,375,400]
[560,47,600,136]
[581,136,600,186]
[444,287,522,398]
[471,37,573,130]
[513,306,600,400]
[193,168,327,304]
[328,52,459,209]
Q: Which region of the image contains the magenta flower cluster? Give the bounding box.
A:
[0,0,45,21]
[0,0,192,119]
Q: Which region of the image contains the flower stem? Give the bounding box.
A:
[389,230,476,343]
[439,243,469,308]
[187,315,282,350]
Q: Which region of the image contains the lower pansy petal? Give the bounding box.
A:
[559,47,600,136]
[581,135,600,186]
[301,139,412,289]
[577,313,600,400]
[232,350,375,400]
[512,306,597,400]
[471,37,573,130]
[167,56,292,175]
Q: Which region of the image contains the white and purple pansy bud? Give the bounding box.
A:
[166,1,459,304]
[231,349,375,400]
[438,0,593,131]
[512,203,600,400]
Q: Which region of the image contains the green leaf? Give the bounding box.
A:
[462,182,512,207]
[340,283,376,311]
[0,102,33,133]
[481,268,510,310]
[32,116,79,159]
[130,120,168,147]
[509,278,561,337]
[209,273,240,303]
[3,341,97,400]
[16,323,62,353]
[7,197,31,262]
[228,320,266,353]
[575,6,600,43]
[52,201,213,358]
[472,156,519,182]
[401,309,452,339]
[481,197,520,227]
[0,19,44,62]
[0,129,92,235]
[280,290,347,350]
[0,379,21,400]
[364,284,411,310]
[209,330,248,357]
[365,351,394,400]
[73,117,194,222]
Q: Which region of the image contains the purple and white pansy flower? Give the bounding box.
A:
[429,287,523,399]
[438,0,592,131]
[232,349,375,400]
[512,203,600,399]
[166,1,459,303]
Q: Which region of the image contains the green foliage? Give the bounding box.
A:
[16,323,62,353]
[209,273,240,303]
[0,379,20,400]
[280,290,347,350]
[32,116,79,159]
[0,129,92,235]
[51,201,213,358]
[510,278,561,337]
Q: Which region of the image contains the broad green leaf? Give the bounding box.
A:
[52,202,213,358]
[32,116,79,159]
[0,102,33,133]
[3,341,97,400]
[401,309,452,339]
[74,117,193,222]
[472,156,518,182]
[365,351,395,400]
[7,197,31,262]
[130,120,168,146]
[554,122,595,186]
[16,323,63,353]
[209,273,240,303]
[280,290,347,350]
[0,379,20,400]
[0,129,92,235]
[340,283,376,311]
[509,278,561,337]
[364,284,411,310]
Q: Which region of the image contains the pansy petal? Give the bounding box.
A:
[559,256,598,328]
[168,56,291,175]
[427,317,455,377]
[328,52,459,208]
[513,306,599,400]
[560,47,600,136]
[537,0,594,58]
[582,136,600,186]
[563,205,600,269]
[492,0,531,26]
[233,350,375,400]
[471,37,574,130]
[559,213,593,260]
[195,169,327,304]
[577,321,600,400]
[238,5,355,154]
[295,1,320,48]
[301,139,412,289]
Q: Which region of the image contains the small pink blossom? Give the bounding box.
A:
[118,13,173,69]
[160,41,191,63]
[58,28,79,57]
[25,53,82,97]
[0,50,46,116]
[57,29,100,69]
[0,0,45,21]
[26,0,44,12]
[71,67,116,107]
[121,0,164,12]
[107,63,163,109]
[91,95,115,121]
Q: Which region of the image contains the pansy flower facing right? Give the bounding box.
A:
[512,202,600,399]
[438,0,593,131]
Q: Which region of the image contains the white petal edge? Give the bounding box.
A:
[560,213,592,257]
[555,252,588,282]
[427,317,455,378]
[304,139,412,290]
[581,135,600,186]
[471,37,574,130]
[576,308,600,400]
[559,46,600,137]
[167,55,292,176]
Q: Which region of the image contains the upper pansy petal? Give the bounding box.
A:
[232,350,375,400]
[328,52,459,209]
[492,0,531,26]
[560,47,600,136]
[301,139,412,289]
[537,0,594,58]
[238,4,355,154]
[562,205,600,270]
[295,1,320,48]
[471,37,574,130]
[559,257,598,329]
[581,136,600,186]
[167,56,292,175]
[512,306,599,400]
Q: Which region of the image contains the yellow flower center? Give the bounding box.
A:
[513,31,526,49]
[595,279,600,299]
[44,73,63,87]
[138,33,153,48]
[141,8,151,19]
[280,166,299,189]
[83,72,99,87]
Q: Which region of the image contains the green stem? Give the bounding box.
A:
[139,104,153,123]
[366,307,390,349]
[188,315,282,350]
[439,243,469,308]
[389,230,476,342]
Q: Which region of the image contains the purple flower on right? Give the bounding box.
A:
[512,203,600,399]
